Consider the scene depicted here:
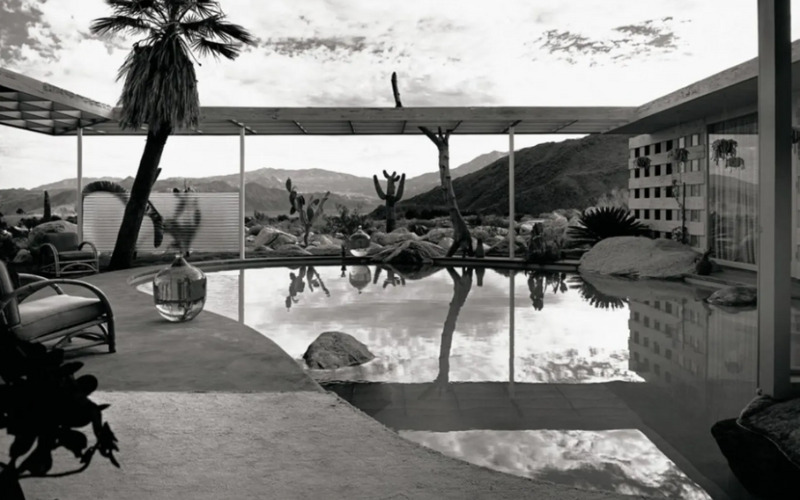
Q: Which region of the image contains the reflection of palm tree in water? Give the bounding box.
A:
[567,276,627,310]
[285,266,329,310]
[527,270,568,311]
[421,266,473,399]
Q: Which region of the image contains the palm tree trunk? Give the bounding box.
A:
[108,125,172,270]
[434,142,473,257]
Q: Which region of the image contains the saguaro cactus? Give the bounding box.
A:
[373,170,405,232]
[286,178,330,247]
[43,191,51,221]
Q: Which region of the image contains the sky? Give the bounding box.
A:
[0,0,798,189]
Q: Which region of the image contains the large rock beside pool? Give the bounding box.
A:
[486,237,527,257]
[253,227,298,248]
[306,243,342,256]
[372,228,420,246]
[422,228,454,244]
[371,240,445,264]
[706,285,757,307]
[303,331,375,369]
[579,236,699,279]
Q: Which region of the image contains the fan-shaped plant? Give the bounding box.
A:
[567,276,627,310]
[711,139,738,165]
[567,206,649,246]
[635,156,651,169]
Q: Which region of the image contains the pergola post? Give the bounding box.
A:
[509,272,515,395]
[76,127,83,241]
[757,0,792,398]
[239,126,246,260]
[238,268,245,324]
[508,127,516,258]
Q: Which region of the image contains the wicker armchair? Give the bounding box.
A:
[37,232,99,277]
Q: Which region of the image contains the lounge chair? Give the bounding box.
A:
[36,232,99,277]
[0,261,115,352]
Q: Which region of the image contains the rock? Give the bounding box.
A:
[28,220,78,251]
[365,242,385,256]
[370,240,445,264]
[309,234,334,246]
[271,244,312,257]
[247,224,264,236]
[706,285,757,307]
[486,237,527,257]
[526,222,562,263]
[254,246,276,255]
[253,227,298,248]
[303,331,375,369]
[12,249,32,263]
[372,229,420,246]
[438,237,454,251]
[306,243,342,255]
[422,227,454,244]
[579,236,699,279]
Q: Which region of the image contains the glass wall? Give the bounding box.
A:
[707,114,758,265]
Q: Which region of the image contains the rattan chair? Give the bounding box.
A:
[37,232,99,277]
[0,261,115,352]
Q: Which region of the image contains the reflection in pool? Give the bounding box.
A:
[141,264,800,499]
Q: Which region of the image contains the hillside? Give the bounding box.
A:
[401,135,631,215]
[402,151,506,198]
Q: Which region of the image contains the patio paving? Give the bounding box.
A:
[6,264,653,500]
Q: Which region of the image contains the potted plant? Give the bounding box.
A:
[711,139,738,165]
[669,147,690,165]
[635,156,651,169]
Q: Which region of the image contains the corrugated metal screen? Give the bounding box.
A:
[84,192,240,253]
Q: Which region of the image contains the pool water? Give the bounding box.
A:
[150,264,800,499]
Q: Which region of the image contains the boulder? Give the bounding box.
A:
[579,236,699,279]
[438,237,454,251]
[706,285,757,307]
[253,227,298,248]
[247,224,264,236]
[309,234,334,246]
[373,229,420,246]
[422,227,454,244]
[486,237,527,257]
[303,331,375,369]
[12,249,32,264]
[254,246,276,255]
[307,243,342,256]
[370,240,445,264]
[28,220,78,251]
[271,244,312,257]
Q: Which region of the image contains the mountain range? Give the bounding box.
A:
[1,137,630,218]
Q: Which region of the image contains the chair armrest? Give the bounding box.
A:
[16,273,65,295]
[0,279,113,313]
[38,242,60,262]
[78,241,99,257]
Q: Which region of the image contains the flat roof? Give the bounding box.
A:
[0,67,634,136]
[607,39,800,134]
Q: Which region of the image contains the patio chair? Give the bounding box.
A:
[37,232,99,277]
[0,260,115,353]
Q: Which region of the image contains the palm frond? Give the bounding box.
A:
[82,181,128,196]
[207,20,257,45]
[105,0,155,15]
[90,16,153,37]
[193,38,240,60]
[567,206,649,246]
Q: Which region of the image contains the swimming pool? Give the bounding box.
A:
[142,264,796,499]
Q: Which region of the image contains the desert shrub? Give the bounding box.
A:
[481,214,509,229]
[324,205,373,236]
[567,206,649,246]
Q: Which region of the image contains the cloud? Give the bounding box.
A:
[0,0,61,65]
[262,35,378,61]
[530,17,685,66]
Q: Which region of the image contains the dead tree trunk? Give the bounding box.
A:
[391,72,473,257]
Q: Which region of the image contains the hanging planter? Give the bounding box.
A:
[725,156,745,169]
[669,147,690,165]
[635,156,651,169]
[792,127,800,159]
[711,139,738,166]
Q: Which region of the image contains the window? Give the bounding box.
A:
[634,188,640,199]
[634,148,640,158]
[654,364,661,375]
[665,349,672,360]
[654,143,662,154]
[644,145,651,155]
[654,187,661,198]
[654,320,661,331]
[666,210,673,221]
[634,168,641,178]
[666,139,674,151]
[666,163,673,175]
[655,165,661,176]
[644,209,650,219]
[654,342,661,354]
[654,301,660,309]
[665,302,672,314]
[633,312,640,321]
[644,188,650,198]
[665,186,673,197]
[633,331,640,343]
[691,134,700,146]
[654,210,661,220]
[644,167,651,178]
[678,137,686,148]
[643,337,650,347]
[634,209,640,218]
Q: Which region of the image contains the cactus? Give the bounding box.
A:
[43,190,51,222]
[285,177,330,247]
[373,170,405,233]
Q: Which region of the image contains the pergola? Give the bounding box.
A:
[0,0,795,398]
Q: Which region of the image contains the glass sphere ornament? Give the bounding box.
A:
[348,226,371,257]
[348,265,372,294]
[153,254,207,322]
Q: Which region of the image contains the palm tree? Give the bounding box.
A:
[90,0,255,269]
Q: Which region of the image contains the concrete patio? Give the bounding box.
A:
[4,264,652,500]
